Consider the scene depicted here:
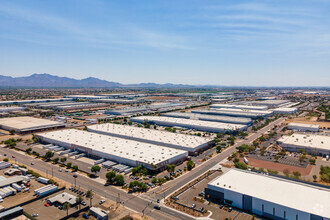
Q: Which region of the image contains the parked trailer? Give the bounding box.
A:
[94,158,105,165]
[11,183,22,192]
[36,177,49,184]
[124,167,133,174]
[6,186,16,195]
[102,161,117,168]
[68,151,79,156]
[244,157,249,165]
[48,145,59,150]
[42,144,54,149]
[75,153,86,159]
[34,185,58,196]
[0,162,11,170]
[59,149,72,155]
[53,147,64,152]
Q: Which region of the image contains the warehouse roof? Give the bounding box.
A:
[210,104,268,110]
[131,116,246,130]
[162,112,252,124]
[277,134,330,150]
[208,169,330,217]
[0,117,65,132]
[87,123,213,149]
[288,122,320,129]
[37,129,187,165]
[193,109,272,118]
[0,176,26,188]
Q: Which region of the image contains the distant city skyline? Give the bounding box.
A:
[0,0,329,87]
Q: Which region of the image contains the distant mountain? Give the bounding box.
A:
[0,74,122,88]
[0,73,196,88]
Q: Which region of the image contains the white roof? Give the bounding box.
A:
[87,123,213,149]
[37,129,187,165]
[49,192,77,205]
[277,134,330,150]
[210,104,268,110]
[209,169,330,217]
[288,122,320,129]
[132,116,246,130]
[0,116,64,131]
[273,107,297,112]
[214,108,273,114]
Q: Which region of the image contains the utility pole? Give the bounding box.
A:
[52,168,53,177]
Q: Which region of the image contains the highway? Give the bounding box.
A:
[0,117,285,220]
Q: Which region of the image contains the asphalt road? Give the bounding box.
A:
[0,117,285,220]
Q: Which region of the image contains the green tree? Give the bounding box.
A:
[9,129,16,135]
[66,162,72,168]
[53,157,59,163]
[72,165,78,171]
[216,146,222,153]
[86,190,94,207]
[234,162,248,170]
[114,174,125,186]
[26,148,32,153]
[60,157,67,163]
[76,195,83,210]
[91,165,101,176]
[63,202,70,216]
[292,171,301,179]
[106,171,116,183]
[3,158,9,162]
[151,178,158,184]
[313,175,317,182]
[44,151,54,160]
[166,164,176,174]
[187,160,195,171]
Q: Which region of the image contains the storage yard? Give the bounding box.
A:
[162,112,252,125]
[36,129,188,170]
[87,123,215,154]
[130,116,248,133]
[0,116,65,134]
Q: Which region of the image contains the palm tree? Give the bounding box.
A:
[76,195,83,210]
[86,190,94,207]
[63,202,70,216]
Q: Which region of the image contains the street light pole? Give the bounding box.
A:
[73,174,78,188]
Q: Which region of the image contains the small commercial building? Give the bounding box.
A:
[90,207,108,220]
[287,123,320,132]
[206,169,330,220]
[0,116,65,134]
[48,192,77,206]
[277,134,330,156]
[87,123,215,154]
[36,129,188,170]
[131,116,248,133]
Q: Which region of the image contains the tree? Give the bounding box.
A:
[60,157,67,163]
[72,165,78,172]
[9,129,16,135]
[141,183,148,192]
[3,158,9,162]
[292,171,301,179]
[86,190,94,207]
[234,162,248,170]
[66,162,72,169]
[26,148,32,153]
[233,158,240,163]
[151,178,158,184]
[216,146,222,153]
[63,202,70,216]
[166,164,175,174]
[91,165,101,176]
[283,168,290,176]
[53,157,59,163]
[187,160,195,171]
[313,175,317,182]
[106,171,116,183]
[76,195,83,210]
[44,151,54,160]
[309,158,316,165]
[114,174,125,186]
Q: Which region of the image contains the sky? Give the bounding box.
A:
[0,0,329,87]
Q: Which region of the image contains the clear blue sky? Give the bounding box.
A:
[0,0,329,86]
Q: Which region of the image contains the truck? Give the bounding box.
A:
[36,177,49,184]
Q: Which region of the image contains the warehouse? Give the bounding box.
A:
[0,98,73,106]
[247,100,292,108]
[64,95,103,100]
[192,108,273,119]
[36,129,188,170]
[0,116,65,134]
[277,134,330,156]
[91,98,144,104]
[162,112,252,125]
[55,103,109,111]
[130,116,248,133]
[272,107,297,114]
[25,101,85,108]
[210,104,268,110]
[205,169,330,220]
[287,122,320,132]
[87,123,215,155]
[0,107,26,113]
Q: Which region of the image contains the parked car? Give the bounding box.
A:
[99,200,105,204]
[32,214,39,217]
[154,205,161,210]
[191,204,196,208]
[31,162,34,165]
[228,207,233,212]
[82,214,89,219]
[44,203,49,207]
[59,169,62,172]
[219,204,224,209]
[81,201,87,206]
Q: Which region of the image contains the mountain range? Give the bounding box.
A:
[0,74,193,88]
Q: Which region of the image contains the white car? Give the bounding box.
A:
[32,214,39,217]
[99,200,105,204]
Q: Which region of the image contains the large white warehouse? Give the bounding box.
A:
[210,104,268,111]
[287,122,320,132]
[130,116,248,133]
[162,112,252,125]
[277,134,330,156]
[36,129,188,170]
[87,123,215,155]
[192,108,273,119]
[206,169,330,220]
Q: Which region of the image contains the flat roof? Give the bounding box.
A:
[277,134,330,150]
[0,176,25,188]
[162,112,252,124]
[208,169,330,217]
[192,109,272,118]
[288,122,320,129]
[87,123,213,149]
[0,116,65,132]
[49,192,77,205]
[37,129,187,165]
[131,116,247,130]
[210,104,268,110]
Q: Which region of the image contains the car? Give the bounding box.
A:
[3,154,6,156]
[228,207,233,212]
[55,203,59,207]
[157,199,160,203]
[219,204,224,209]
[82,214,89,219]
[199,207,204,212]
[80,192,84,195]
[99,200,105,204]
[32,214,39,217]
[58,205,63,210]
[81,201,87,206]
[65,169,69,172]
[44,203,49,207]
[154,205,161,210]
[59,169,62,172]
[191,204,196,208]
[31,162,34,165]
[12,156,15,158]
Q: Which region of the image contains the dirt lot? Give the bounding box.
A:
[285,117,330,128]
